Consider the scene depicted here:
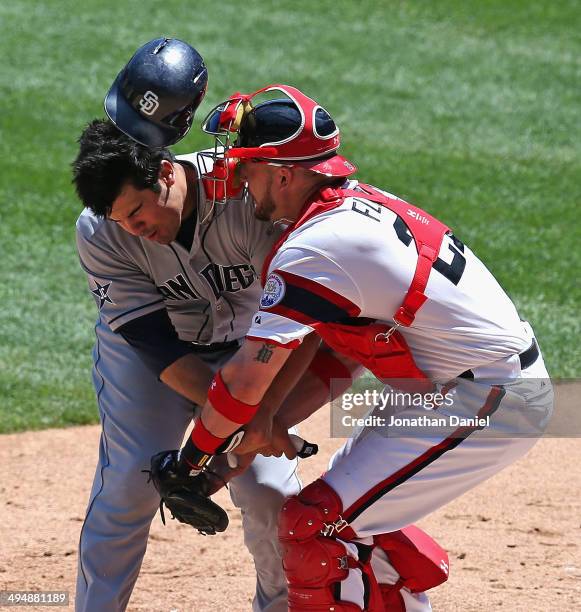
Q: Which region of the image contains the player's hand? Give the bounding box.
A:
[233,411,274,456]
[257,419,298,460]
[228,424,319,470]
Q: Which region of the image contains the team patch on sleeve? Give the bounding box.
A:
[259,269,360,326]
[260,273,286,308]
[90,278,115,309]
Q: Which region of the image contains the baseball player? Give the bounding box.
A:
[71,41,316,612]
[162,84,554,610]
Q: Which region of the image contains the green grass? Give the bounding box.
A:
[1,0,579,432]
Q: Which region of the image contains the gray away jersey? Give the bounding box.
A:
[76,153,280,344]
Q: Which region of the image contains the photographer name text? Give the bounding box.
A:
[342,414,490,428]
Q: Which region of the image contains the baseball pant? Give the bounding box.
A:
[324,353,553,538]
[75,318,299,612]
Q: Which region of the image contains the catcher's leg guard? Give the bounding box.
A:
[278,479,383,611]
[373,526,449,610]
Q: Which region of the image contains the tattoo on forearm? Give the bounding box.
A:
[254,343,276,364]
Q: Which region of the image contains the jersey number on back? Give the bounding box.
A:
[393,216,466,286]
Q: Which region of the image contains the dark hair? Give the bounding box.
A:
[72,119,173,217]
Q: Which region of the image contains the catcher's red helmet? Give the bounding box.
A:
[202,84,357,178]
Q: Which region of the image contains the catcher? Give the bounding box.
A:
[152,84,553,610]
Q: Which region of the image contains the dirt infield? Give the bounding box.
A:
[1,405,580,611]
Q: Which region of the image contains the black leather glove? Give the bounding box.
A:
[146,450,229,535]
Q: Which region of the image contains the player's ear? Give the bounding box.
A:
[159,160,175,187]
[277,166,293,190]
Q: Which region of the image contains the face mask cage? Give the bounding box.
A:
[197,96,253,210]
[198,87,296,207]
[197,84,335,210]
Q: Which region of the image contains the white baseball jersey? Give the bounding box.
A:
[248,181,532,382]
[77,153,279,345]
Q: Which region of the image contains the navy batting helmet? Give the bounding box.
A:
[104,37,208,148]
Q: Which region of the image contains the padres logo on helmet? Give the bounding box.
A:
[138,90,160,116]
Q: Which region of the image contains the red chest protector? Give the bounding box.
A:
[261,183,451,390]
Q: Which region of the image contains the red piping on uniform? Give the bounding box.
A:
[264,303,318,326]
[343,386,506,524]
[274,269,361,316]
[245,335,301,349]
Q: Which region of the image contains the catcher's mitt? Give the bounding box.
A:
[146,450,229,535]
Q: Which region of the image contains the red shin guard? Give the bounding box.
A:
[374,525,449,596]
[278,480,383,611]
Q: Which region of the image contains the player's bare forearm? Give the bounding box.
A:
[158,334,314,420]
[221,338,294,402]
[236,349,363,457]
[260,332,321,417]
[233,333,321,455]
[159,353,214,406]
[200,338,292,438]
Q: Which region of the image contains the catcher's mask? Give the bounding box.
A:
[105,37,208,148]
[197,84,356,206]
